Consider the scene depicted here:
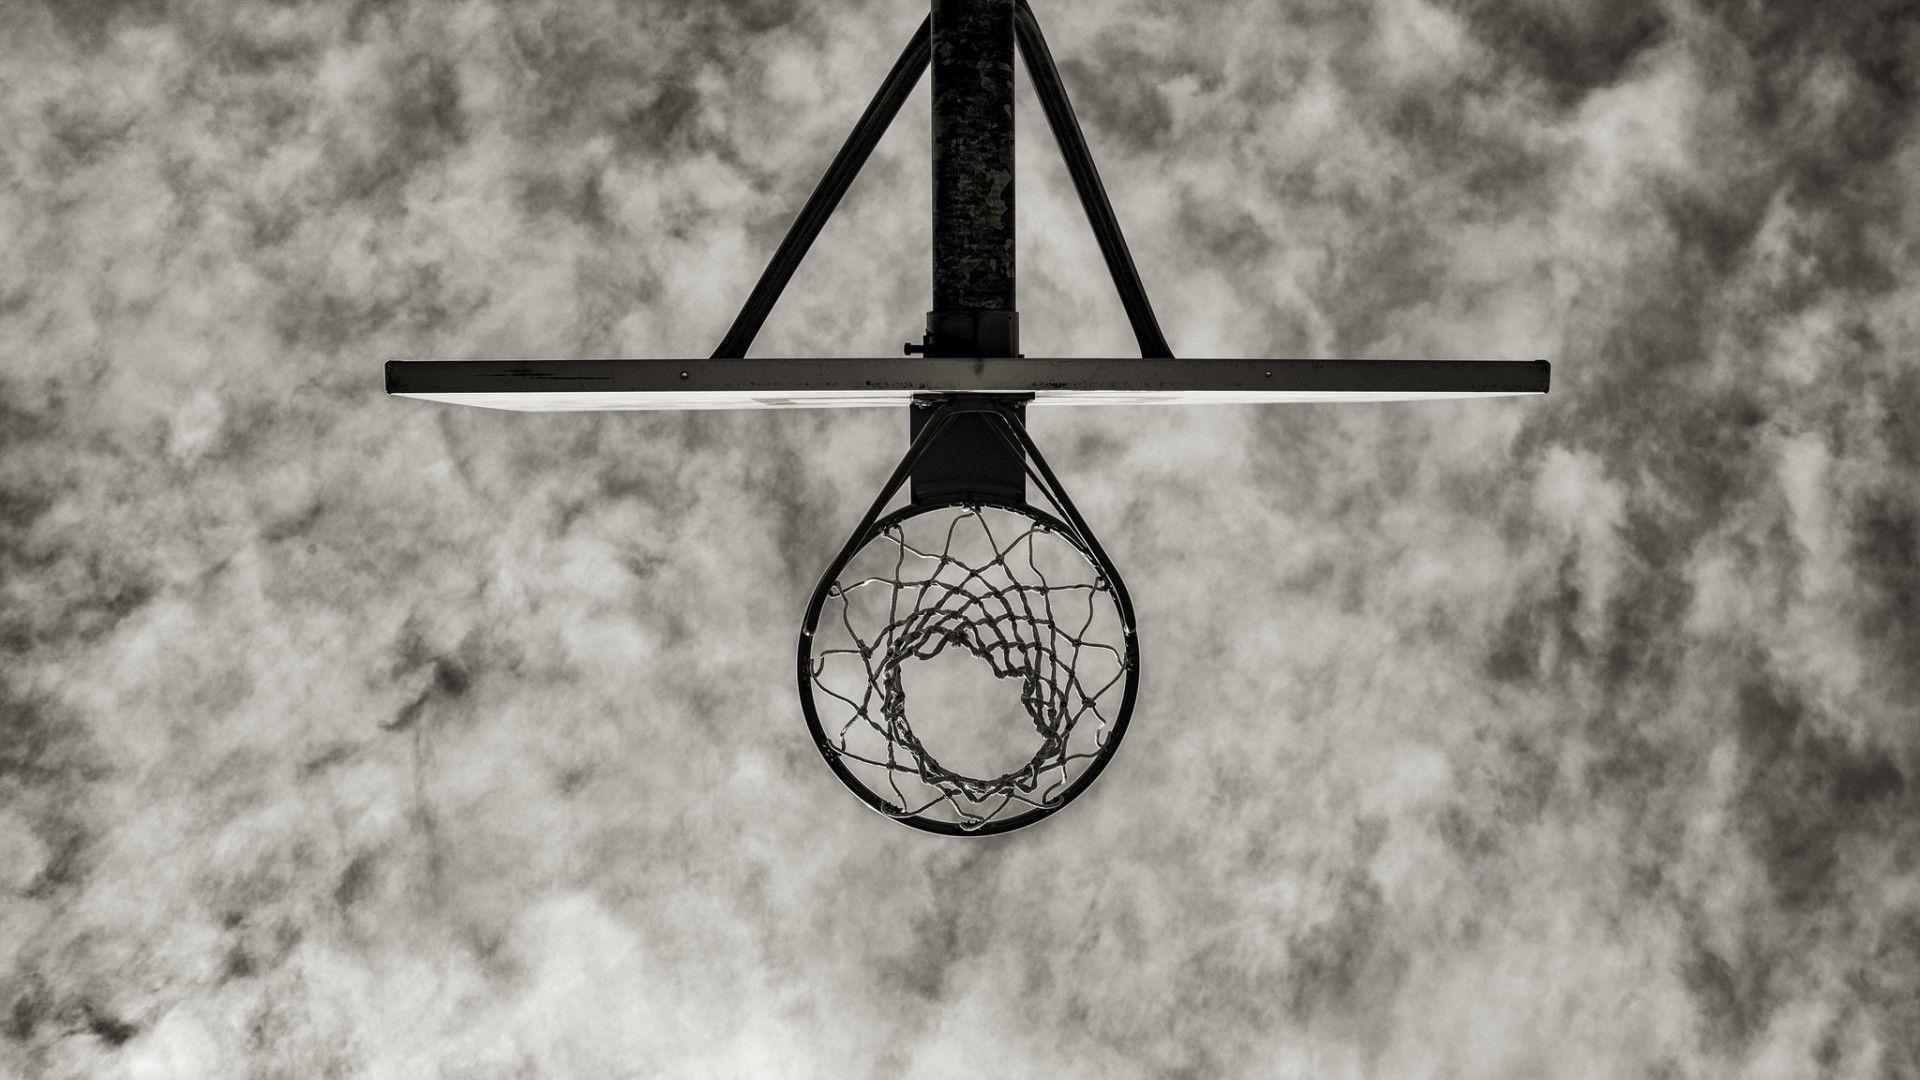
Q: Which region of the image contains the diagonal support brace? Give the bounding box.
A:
[712,3,1172,362]
[1014,0,1173,359]
[712,17,932,360]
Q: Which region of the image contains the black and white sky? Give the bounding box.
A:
[3,0,1918,1075]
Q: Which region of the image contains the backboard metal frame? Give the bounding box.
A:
[386,356,1550,410]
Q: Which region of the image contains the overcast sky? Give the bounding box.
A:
[2,0,1917,1076]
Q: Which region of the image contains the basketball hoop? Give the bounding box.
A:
[800,398,1137,833]
[384,0,1548,834]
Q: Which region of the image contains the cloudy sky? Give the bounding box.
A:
[3,0,1918,1076]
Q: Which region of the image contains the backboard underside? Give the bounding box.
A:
[386,357,1549,411]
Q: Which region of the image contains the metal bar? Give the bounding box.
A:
[711,16,932,360]
[1013,0,1172,359]
[388,357,1550,401]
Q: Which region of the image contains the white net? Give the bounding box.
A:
[803,502,1132,831]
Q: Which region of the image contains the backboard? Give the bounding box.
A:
[386,357,1549,411]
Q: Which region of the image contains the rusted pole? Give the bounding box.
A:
[912,0,1023,505]
[926,0,1017,358]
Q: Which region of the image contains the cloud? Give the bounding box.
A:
[1,0,1916,1075]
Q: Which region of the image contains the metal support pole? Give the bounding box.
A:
[913,0,1025,505]
[925,0,1018,358]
